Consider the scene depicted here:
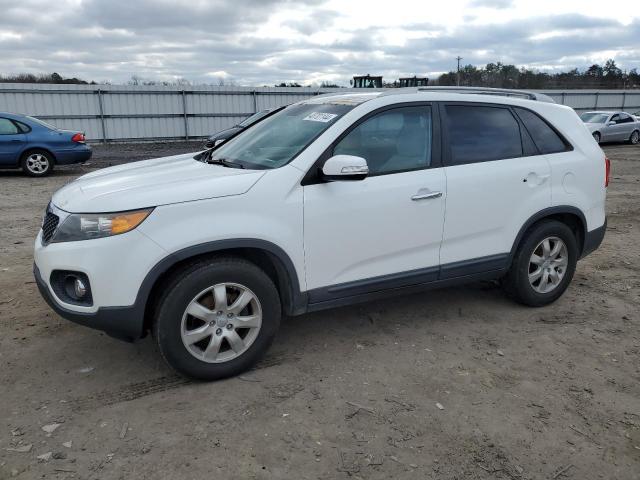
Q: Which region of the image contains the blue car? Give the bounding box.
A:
[0,112,92,176]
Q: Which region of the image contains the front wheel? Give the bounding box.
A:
[154,257,281,380]
[502,220,578,307]
[629,130,639,145]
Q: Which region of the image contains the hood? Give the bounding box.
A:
[52,152,266,213]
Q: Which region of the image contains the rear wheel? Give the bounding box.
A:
[21,150,54,177]
[153,257,281,380]
[592,132,601,143]
[629,130,639,145]
[502,220,578,307]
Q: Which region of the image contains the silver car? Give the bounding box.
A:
[580,111,640,144]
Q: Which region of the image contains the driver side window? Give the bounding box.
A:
[333,106,432,175]
[610,114,620,124]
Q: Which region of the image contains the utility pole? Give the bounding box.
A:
[456,56,463,86]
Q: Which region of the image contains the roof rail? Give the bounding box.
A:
[381,86,556,103]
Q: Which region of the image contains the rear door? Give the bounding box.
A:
[615,113,635,141]
[0,118,26,166]
[439,103,552,277]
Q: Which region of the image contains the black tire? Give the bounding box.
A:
[153,256,281,380]
[20,149,54,177]
[592,132,601,144]
[502,220,578,307]
[629,130,640,145]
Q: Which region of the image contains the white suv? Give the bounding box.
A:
[34,88,608,380]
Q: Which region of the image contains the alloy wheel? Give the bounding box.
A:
[631,131,639,145]
[528,236,568,294]
[26,153,50,174]
[180,283,262,363]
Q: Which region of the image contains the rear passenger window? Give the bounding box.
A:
[14,121,31,133]
[515,107,569,154]
[445,105,522,165]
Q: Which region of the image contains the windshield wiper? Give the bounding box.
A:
[206,156,245,169]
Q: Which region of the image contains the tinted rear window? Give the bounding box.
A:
[445,105,522,164]
[515,108,568,154]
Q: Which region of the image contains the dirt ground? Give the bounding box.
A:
[1,142,639,480]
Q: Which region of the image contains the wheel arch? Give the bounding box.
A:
[20,146,57,164]
[509,206,587,263]
[140,239,307,336]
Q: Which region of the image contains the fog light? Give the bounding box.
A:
[52,270,93,306]
[74,278,87,298]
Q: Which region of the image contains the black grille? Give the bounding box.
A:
[42,210,59,244]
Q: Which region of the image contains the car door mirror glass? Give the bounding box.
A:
[322,155,369,181]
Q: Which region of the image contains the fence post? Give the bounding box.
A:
[594,91,599,110]
[561,92,566,105]
[621,91,626,110]
[252,90,258,113]
[97,89,107,143]
[181,90,189,140]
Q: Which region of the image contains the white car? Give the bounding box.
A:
[34,88,608,380]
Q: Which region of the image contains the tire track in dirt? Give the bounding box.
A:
[68,351,298,410]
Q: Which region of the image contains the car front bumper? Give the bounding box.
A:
[34,264,143,341]
[33,227,168,341]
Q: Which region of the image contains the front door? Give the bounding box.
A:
[602,114,625,142]
[303,105,446,300]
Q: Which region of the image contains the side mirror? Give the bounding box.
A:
[607,121,616,126]
[321,155,369,181]
[214,139,226,146]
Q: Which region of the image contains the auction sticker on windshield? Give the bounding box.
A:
[303,112,338,123]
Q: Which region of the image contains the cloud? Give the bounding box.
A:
[283,9,340,35]
[0,0,638,86]
[469,0,514,8]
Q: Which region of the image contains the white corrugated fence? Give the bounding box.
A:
[1,83,639,142]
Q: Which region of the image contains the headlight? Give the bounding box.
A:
[51,208,153,243]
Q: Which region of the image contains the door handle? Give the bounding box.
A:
[411,190,442,201]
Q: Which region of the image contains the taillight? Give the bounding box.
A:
[71,133,85,143]
[605,157,611,187]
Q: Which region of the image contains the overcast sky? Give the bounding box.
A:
[1,0,639,86]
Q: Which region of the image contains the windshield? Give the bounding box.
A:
[238,110,271,128]
[208,103,354,169]
[26,116,58,130]
[580,112,609,124]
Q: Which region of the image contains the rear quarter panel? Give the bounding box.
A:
[26,126,91,164]
[535,104,606,232]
